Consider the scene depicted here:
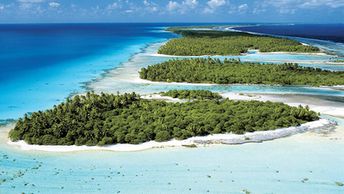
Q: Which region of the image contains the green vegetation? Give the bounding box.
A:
[160,90,222,100]
[331,59,344,63]
[182,144,197,148]
[242,189,251,194]
[159,29,319,56]
[301,178,309,183]
[10,92,319,146]
[335,182,344,187]
[139,58,344,86]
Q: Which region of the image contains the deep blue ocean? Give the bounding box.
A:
[0,23,344,194]
[0,23,343,121]
[0,23,179,119]
[235,24,344,43]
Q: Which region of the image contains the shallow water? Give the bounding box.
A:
[1,122,343,194]
[0,24,182,120]
[1,24,344,194]
[89,42,344,98]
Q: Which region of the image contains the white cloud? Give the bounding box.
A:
[227,3,249,14]
[151,6,158,12]
[166,0,199,13]
[143,0,158,12]
[17,0,44,3]
[252,6,266,14]
[17,0,45,11]
[49,2,60,8]
[207,0,226,9]
[238,3,248,13]
[262,0,344,14]
[204,0,226,13]
[107,2,119,10]
[167,1,179,11]
[19,3,33,10]
[0,4,4,11]
[299,0,344,8]
[184,0,198,8]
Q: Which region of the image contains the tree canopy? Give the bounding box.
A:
[140,58,344,86]
[158,29,319,56]
[10,92,319,146]
[160,90,222,100]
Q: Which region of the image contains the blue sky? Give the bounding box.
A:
[0,0,343,23]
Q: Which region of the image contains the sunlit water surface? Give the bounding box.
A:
[0,24,343,194]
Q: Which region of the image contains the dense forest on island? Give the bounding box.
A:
[160,90,222,100]
[9,92,319,146]
[158,29,320,56]
[139,58,344,86]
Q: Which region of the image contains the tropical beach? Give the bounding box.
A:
[0,25,342,194]
[4,118,335,152]
[0,1,344,193]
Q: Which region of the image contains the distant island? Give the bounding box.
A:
[9,92,319,146]
[8,27,335,148]
[158,28,320,56]
[331,59,344,63]
[140,58,344,86]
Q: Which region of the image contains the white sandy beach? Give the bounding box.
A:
[6,119,335,153]
[326,61,344,65]
[132,76,344,92]
[254,50,329,56]
[7,31,341,154]
[87,41,343,120]
[144,92,344,118]
[148,41,333,58]
[88,40,342,93]
[131,76,218,86]
[149,50,330,58]
[220,92,344,118]
[147,48,342,67]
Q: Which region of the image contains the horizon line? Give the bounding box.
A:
[0,21,343,25]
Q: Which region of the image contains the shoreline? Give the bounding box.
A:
[230,26,341,57]
[6,27,339,153]
[326,61,344,65]
[220,92,344,118]
[148,50,341,67]
[83,41,167,91]
[135,76,344,89]
[254,50,328,56]
[88,39,343,95]
[145,93,344,118]
[7,119,335,153]
[150,50,330,58]
[159,26,334,58]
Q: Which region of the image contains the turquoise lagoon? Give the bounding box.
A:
[89,42,344,98]
[1,121,344,194]
[0,24,343,193]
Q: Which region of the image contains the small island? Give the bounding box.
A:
[140,58,344,86]
[9,92,319,146]
[158,28,320,56]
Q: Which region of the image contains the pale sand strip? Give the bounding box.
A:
[220,92,344,118]
[145,93,344,118]
[7,119,334,153]
[149,52,329,58]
